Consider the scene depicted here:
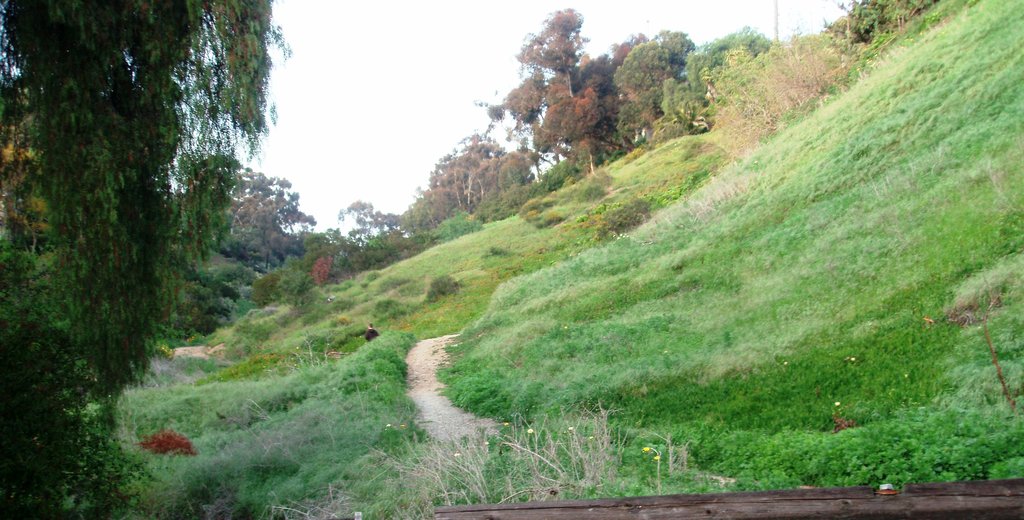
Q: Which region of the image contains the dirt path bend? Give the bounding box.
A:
[406,334,498,441]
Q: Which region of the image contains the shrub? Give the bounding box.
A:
[141,356,221,388]
[538,160,583,193]
[138,429,197,456]
[519,196,556,223]
[484,246,510,257]
[435,211,483,242]
[427,275,461,302]
[540,210,567,227]
[278,269,316,308]
[300,300,334,325]
[330,324,371,354]
[520,196,568,228]
[571,175,610,202]
[373,298,410,320]
[379,276,412,292]
[475,185,535,222]
[310,256,333,285]
[234,317,275,345]
[592,198,652,238]
[251,271,281,306]
[712,35,848,153]
[846,0,940,43]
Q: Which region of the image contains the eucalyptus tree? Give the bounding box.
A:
[227,169,316,271]
[614,31,696,140]
[494,10,642,170]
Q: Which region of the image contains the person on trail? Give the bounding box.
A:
[364,323,379,342]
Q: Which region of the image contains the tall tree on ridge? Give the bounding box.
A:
[496,10,642,171]
[518,9,586,98]
[226,169,316,271]
[614,31,696,141]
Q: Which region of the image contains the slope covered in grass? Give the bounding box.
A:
[443,0,1024,487]
[121,333,423,517]
[119,123,727,517]
[190,136,726,371]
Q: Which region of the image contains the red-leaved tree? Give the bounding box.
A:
[311,255,333,285]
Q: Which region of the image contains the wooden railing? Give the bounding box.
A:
[434,478,1024,519]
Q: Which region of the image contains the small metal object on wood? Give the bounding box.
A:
[434,478,1024,519]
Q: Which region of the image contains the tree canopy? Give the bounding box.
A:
[224,168,316,271]
[614,31,696,139]
[403,134,533,232]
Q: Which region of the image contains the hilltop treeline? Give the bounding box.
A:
[220,0,938,323]
[402,1,936,232]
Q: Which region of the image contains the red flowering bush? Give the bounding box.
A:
[311,256,333,285]
[138,429,197,456]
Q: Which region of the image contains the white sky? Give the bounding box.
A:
[248,0,843,230]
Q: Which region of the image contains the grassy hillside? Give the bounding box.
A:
[443,0,1024,487]
[120,120,726,517]
[120,0,1024,516]
[184,136,726,369]
[122,333,422,517]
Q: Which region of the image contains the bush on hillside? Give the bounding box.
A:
[138,430,197,456]
[251,271,281,306]
[426,275,461,301]
[475,184,536,222]
[519,196,556,226]
[278,269,316,308]
[538,160,584,193]
[310,256,332,285]
[373,298,410,320]
[435,212,483,242]
[842,0,940,43]
[591,197,652,239]
[570,173,611,202]
[712,35,848,153]
[519,196,569,229]
[484,246,510,257]
[196,353,286,384]
[232,316,276,350]
[378,276,412,292]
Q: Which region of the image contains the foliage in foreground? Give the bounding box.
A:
[120,333,419,519]
[0,246,141,517]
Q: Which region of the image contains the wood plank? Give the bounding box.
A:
[903,478,1024,496]
[434,479,1024,520]
[437,486,875,513]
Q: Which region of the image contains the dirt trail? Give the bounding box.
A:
[406,335,498,441]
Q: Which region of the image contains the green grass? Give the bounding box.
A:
[123,0,1024,515]
[120,333,421,518]
[194,134,726,363]
[442,0,1024,488]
